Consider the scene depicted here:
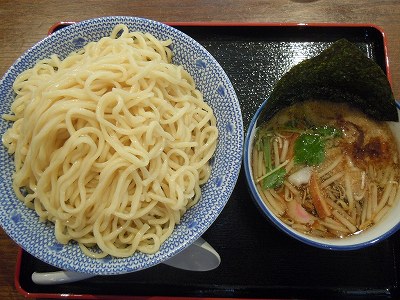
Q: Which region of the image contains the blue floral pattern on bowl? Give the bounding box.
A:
[0,16,243,275]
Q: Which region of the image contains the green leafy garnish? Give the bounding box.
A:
[262,136,272,170]
[255,131,287,189]
[294,126,341,166]
[262,167,286,189]
[294,134,325,165]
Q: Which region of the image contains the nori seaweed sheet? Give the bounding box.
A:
[258,39,398,124]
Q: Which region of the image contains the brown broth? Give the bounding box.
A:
[254,100,400,238]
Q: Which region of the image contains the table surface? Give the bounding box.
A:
[1,1,400,299]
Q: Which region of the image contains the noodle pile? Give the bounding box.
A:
[2,24,218,258]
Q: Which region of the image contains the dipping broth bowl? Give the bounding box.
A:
[243,98,400,250]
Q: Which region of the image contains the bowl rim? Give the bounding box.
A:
[243,98,400,250]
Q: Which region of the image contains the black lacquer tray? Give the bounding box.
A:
[16,23,400,299]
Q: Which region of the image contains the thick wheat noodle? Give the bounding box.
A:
[318,155,343,178]
[2,24,218,258]
[321,171,345,189]
[331,210,358,233]
[319,218,350,233]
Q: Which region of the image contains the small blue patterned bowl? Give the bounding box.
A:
[0,16,243,275]
[244,98,400,250]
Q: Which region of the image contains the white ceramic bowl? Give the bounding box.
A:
[243,98,400,250]
[0,16,243,274]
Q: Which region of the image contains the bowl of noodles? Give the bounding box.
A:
[0,16,243,274]
[243,39,400,251]
[244,98,400,250]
